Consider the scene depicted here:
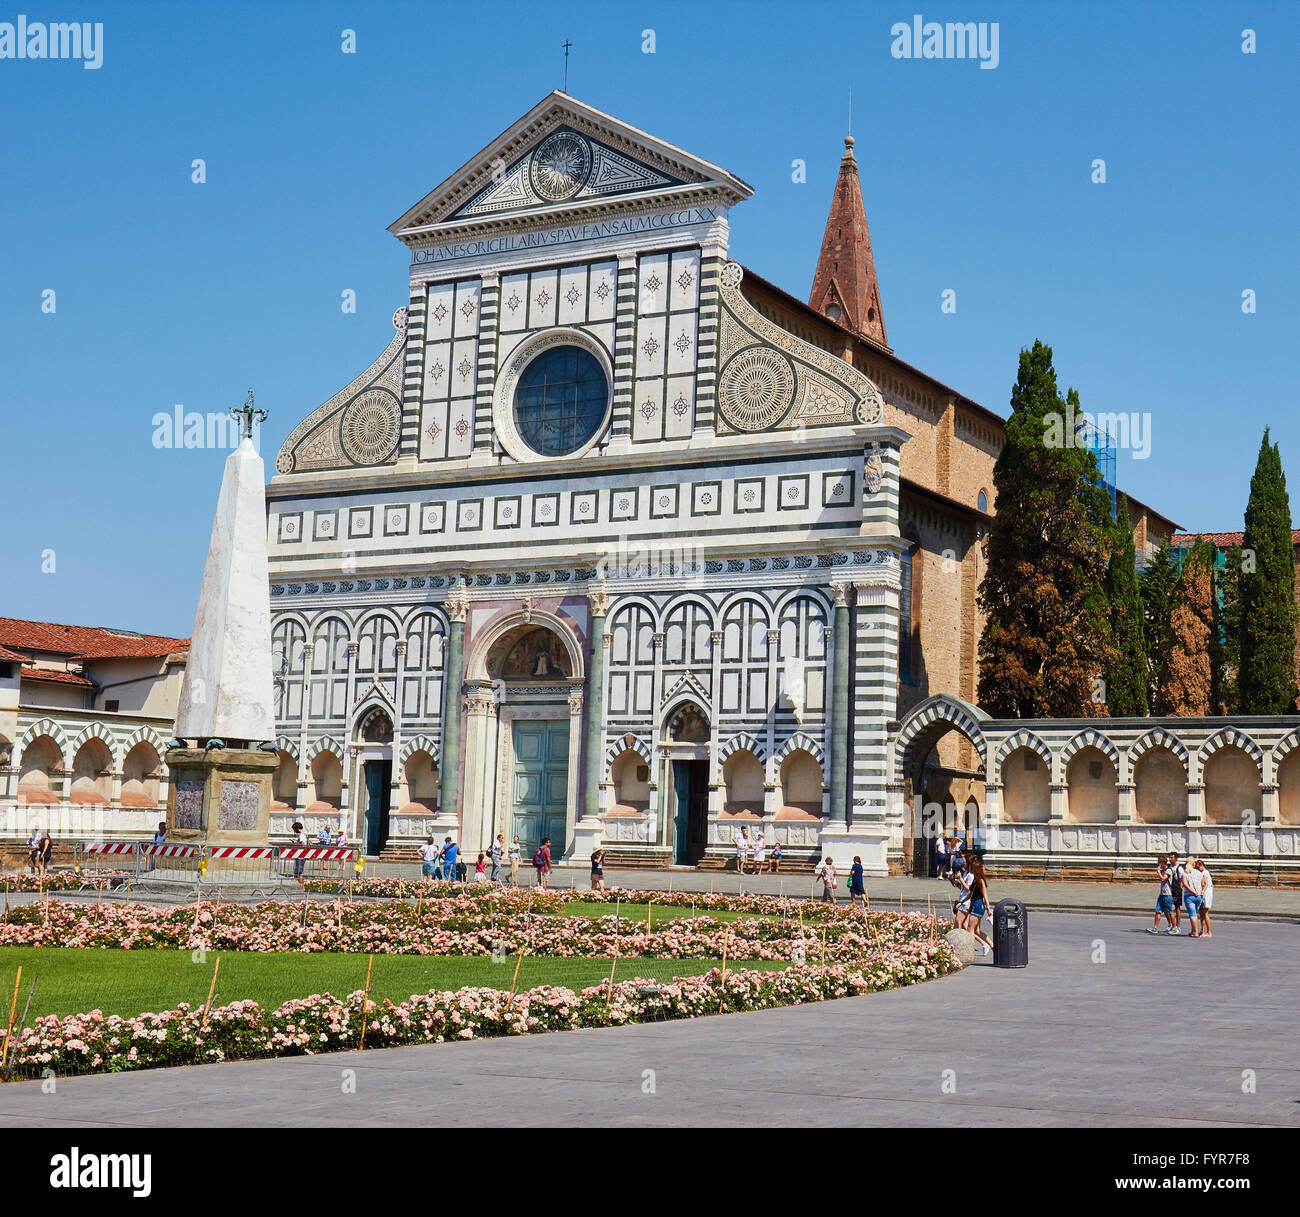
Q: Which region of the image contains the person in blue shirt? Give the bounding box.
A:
[848,855,866,906]
[149,820,166,872]
[441,837,460,882]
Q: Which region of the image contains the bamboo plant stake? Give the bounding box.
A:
[199,956,222,1030]
[504,948,527,1015]
[357,954,375,1051]
[605,933,621,1007]
[1,967,22,1072]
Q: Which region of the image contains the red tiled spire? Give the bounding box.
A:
[809,136,888,349]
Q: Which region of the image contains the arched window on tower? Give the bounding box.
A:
[899,544,915,686]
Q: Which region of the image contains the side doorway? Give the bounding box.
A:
[363,759,392,856]
[673,758,709,865]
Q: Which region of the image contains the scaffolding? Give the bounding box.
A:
[1075,414,1117,518]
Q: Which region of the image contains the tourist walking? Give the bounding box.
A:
[1147,855,1178,934]
[815,855,838,903]
[291,821,307,884]
[419,834,440,880]
[934,832,949,879]
[733,825,751,874]
[489,833,504,883]
[508,835,521,886]
[27,826,40,875]
[590,847,606,892]
[1168,852,1185,931]
[534,837,552,889]
[37,829,53,876]
[962,853,994,954]
[474,852,487,883]
[848,855,866,907]
[1196,858,1214,938]
[751,830,766,875]
[1181,855,1206,937]
[441,836,460,883]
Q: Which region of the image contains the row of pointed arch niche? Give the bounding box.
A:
[893,698,1300,827]
[271,609,448,725]
[605,592,829,721]
[11,723,168,809]
[271,741,439,818]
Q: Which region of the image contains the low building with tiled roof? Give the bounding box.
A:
[0,616,189,852]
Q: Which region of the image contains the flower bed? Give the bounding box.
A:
[0,888,957,1079]
[1,871,117,893]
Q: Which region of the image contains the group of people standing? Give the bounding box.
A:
[731,825,783,873]
[418,833,551,888]
[812,855,868,905]
[1149,852,1214,937]
[25,827,53,875]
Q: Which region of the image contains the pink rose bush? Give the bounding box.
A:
[0,888,957,1079]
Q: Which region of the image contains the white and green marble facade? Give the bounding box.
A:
[266,93,905,865]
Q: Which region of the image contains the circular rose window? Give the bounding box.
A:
[513,346,608,457]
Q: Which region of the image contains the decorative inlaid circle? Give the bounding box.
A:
[530,130,593,202]
[720,261,744,291]
[339,390,400,465]
[275,449,295,475]
[391,306,408,331]
[718,348,794,432]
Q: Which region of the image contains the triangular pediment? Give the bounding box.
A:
[389,92,752,240]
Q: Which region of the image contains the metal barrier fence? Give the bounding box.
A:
[71,842,360,892]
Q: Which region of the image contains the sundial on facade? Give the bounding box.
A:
[529,130,593,201]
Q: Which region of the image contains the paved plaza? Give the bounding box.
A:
[1,909,1295,1127]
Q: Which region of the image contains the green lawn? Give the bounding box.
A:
[0,947,787,1020]
[555,901,775,925]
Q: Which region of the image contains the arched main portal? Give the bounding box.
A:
[664,700,711,865]
[892,695,989,876]
[468,613,586,863]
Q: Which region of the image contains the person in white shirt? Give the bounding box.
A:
[1180,855,1206,937]
[751,830,766,873]
[814,855,838,903]
[733,826,750,874]
[419,834,440,880]
[1195,858,1214,938]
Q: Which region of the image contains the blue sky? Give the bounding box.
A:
[1,0,1296,637]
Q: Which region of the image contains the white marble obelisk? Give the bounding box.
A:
[174,433,275,743]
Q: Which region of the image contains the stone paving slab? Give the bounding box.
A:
[0,911,1294,1128]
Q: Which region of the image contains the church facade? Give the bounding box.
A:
[264,92,1297,881]
[266,93,908,871]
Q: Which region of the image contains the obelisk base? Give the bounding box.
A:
[165,748,275,847]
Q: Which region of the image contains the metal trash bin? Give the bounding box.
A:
[992,898,1028,968]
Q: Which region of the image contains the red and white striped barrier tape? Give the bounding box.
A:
[279,847,355,861]
[78,842,136,855]
[208,846,274,860]
[139,843,199,858]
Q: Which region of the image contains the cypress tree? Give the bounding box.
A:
[1239,429,1299,714]
[1162,537,1215,715]
[1104,492,1149,715]
[977,342,1115,717]
[1141,541,1179,714]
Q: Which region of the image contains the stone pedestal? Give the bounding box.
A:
[820,819,891,877]
[165,748,276,846]
[559,814,604,868]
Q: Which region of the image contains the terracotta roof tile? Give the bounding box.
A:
[0,617,189,660]
[0,644,25,663]
[1171,530,1300,548]
[20,666,95,688]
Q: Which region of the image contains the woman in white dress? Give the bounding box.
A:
[751,830,766,874]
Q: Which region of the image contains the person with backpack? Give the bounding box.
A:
[1146,855,1178,934]
[1167,852,1185,933]
[590,847,606,893]
[533,837,552,889]
[489,833,504,883]
[441,836,460,884]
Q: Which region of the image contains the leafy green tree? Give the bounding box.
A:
[1104,493,1149,715]
[1239,429,1299,714]
[977,342,1116,717]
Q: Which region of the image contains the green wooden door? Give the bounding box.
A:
[511,720,569,859]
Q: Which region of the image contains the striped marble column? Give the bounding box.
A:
[472,274,500,455]
[609,255,638,440]
[398,288,427,460]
